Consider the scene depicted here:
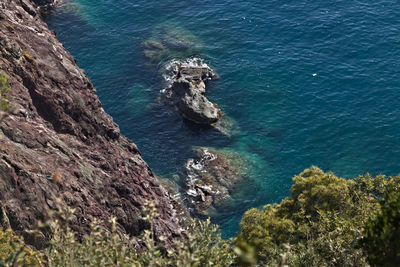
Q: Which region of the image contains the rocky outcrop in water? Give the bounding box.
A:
[0,0,185,248]
[183,147,248,216]
[161,59,221,124]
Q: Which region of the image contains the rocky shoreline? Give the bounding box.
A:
[0,0,250,249]
[0,0,186,248]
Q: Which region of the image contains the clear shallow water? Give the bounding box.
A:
[44,0,400,237]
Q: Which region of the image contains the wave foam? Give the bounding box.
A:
[163,57,212,84]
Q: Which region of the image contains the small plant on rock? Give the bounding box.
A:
[0,72,12,114]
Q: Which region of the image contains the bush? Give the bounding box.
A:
[0,72,12,113]
[360,189,400,266]
[0,229,43,266]
[45,199,236,267]
[5,167,398,266]
[236,167,399,266]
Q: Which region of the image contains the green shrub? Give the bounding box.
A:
[0,72,12,113]
[360,189,400,266]
[5,167,398,267]
[45,199,236,267]
[0,228,43,266]
[236,167,399,266]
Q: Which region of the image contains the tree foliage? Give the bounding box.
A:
[360,189,400,266]
[236,166,400,266]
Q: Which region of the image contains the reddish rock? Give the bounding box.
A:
[183,147,249,217]
[0,0,185,247]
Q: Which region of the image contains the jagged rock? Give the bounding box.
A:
[161,58,221,124]
[20,0,37,16]
[183,147,248,216]
[0,0,185,248]
[31,0,60,9]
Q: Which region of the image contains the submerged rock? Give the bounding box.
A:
[161,27,197,51]
[142,26,201,65]
[182,147,249,216]
[142,40,168,63]
[161,58,221,124]
[212,112,241,137]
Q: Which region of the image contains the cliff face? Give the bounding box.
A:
[0,0,184,246]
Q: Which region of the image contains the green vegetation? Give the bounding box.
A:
[236,166,400,266]
[360,189,400,266]
[0,72,12,113]
[45,199,235,267]
[0,229,43,266]
[2,167,400,266]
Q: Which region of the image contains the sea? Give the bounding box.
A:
[44,0,400,237]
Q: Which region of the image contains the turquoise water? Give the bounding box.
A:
[44,0,400,237]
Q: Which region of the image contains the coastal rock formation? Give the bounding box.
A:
[0,0,185,247]
[183,147,248,216]
[32,0,60,9]
[161,59,221,124]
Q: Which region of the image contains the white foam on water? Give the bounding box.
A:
[201,148,217,162]
[162,57,212,84]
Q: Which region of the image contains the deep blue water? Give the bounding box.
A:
[44,0,400,237]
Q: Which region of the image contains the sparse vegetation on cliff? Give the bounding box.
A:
[0,229,43,266]
[44,200,235,267]
[0,72,12,113]
[1,199,233,267]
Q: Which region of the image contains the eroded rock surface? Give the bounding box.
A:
[161,58,221,124]
[183,147,248,216]
[0,0,185,248]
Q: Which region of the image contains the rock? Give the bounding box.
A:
[31,0,60,9]
[142,26,201,65]
[212,112,241,137]
[20,0,37,16]
[143,40,168,63]
[160,27,199,52]
[0,0,186,249]
[182,147,249,216]
[162,30,194,51]
[161,58,221,124]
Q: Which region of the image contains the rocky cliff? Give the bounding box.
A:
[0,0,184,247]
